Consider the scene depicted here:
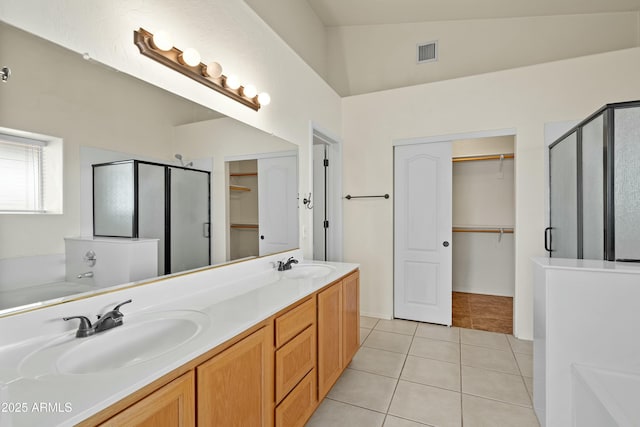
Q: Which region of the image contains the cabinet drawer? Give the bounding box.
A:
[275,298,315,348]
[275,325,315,403]
[275,369,317,427]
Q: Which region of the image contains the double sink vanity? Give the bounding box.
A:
[0,250,359,426]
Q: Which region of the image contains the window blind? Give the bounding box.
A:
[0,135,44,212]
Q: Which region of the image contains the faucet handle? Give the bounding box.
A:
[113,299,132,313]
[63,316,94,338]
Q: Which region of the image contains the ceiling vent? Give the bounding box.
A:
[417,41,438,64]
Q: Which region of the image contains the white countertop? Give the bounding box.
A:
[0,252,358,426]
[532,256,640,274]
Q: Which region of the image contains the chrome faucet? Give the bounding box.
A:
[77,271,94,279]
[277,257,299,271]
[64,299,132,338]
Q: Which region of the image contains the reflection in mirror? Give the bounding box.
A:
[0,21,299,316]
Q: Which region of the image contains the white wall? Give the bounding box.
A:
[452,136,514,157]
[342,48,640,338]
[245,0,328,79]
[328,12,640,95]
[0,0,343,260]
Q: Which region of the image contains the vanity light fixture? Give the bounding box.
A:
[134,28,269,111]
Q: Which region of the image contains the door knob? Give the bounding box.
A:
[260,235,265,240]
[443,241,449,247]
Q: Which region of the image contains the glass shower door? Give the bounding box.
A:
[549,132,578,258]
[169,167,210,273]
[614,106,640,261]
[581,115,605,260]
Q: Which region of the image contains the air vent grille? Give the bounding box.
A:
[417,41,438,64]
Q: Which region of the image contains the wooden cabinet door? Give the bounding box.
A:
[99,372,195,427]
[317,281,343,400]
[342,271,360,365]
[197,327,273,427]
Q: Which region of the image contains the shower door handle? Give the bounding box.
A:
[544,227,552,253]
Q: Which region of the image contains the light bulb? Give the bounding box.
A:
[205,61,223,78]
[242,84,257,99]
[180,48,201,67]
[257,92,271,106]
[151,31,173,51]
[225,75,240,90]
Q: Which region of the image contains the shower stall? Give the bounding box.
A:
[547,100,640,261]
[93,160,210,274]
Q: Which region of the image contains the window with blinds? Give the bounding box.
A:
[0,133,45,213]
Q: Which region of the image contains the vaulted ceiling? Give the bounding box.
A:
[306,0,640,25]
[246,0,640,96]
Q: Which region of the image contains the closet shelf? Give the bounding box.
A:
[229,172,258,177]
[453,227,514,234]
[229,185,251,192]
[230,223,258,229]
[452,153,514,163]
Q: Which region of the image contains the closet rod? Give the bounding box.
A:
[453,227,514,234]
[452,153,514,163]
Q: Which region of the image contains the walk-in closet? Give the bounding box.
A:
[451,136,515,334]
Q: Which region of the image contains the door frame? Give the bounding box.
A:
[311,123,343,262]
[393,128,517,326]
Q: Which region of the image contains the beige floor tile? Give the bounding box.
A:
[327,368,398,412]
[361,316,380,329]
[460,328,510,351]
[461,344,519,374]
[462,394,540,427]
[514,352,533,377]
[409,336,460,363]
[361,327,372,345]
[383,415,429,426]
[524,376,533,400]
[349,346,407,378]
[305,398,385,427]
[375,319,418,336]
[415,323,460,343]
[364,330,413,354]
[507,335,533,355]
[462,365,531,407]
[400,355,460,391]
[388,380,462,427]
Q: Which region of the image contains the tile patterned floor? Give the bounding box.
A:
[452,292,513,334]
[306,317,538,427]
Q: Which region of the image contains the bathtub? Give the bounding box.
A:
[573,364,640,426]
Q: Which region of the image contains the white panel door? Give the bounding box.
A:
[258,155,298,255]
[394,142,452,325]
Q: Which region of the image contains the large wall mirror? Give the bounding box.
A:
[0,21,299,316]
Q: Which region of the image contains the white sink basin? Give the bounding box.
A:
[20,310,209,376]
[283,264,335,279]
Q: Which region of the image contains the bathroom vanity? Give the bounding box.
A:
[0,251,359,426]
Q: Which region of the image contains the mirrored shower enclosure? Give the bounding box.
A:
[547,101,640,261]
[93,160,210,274]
